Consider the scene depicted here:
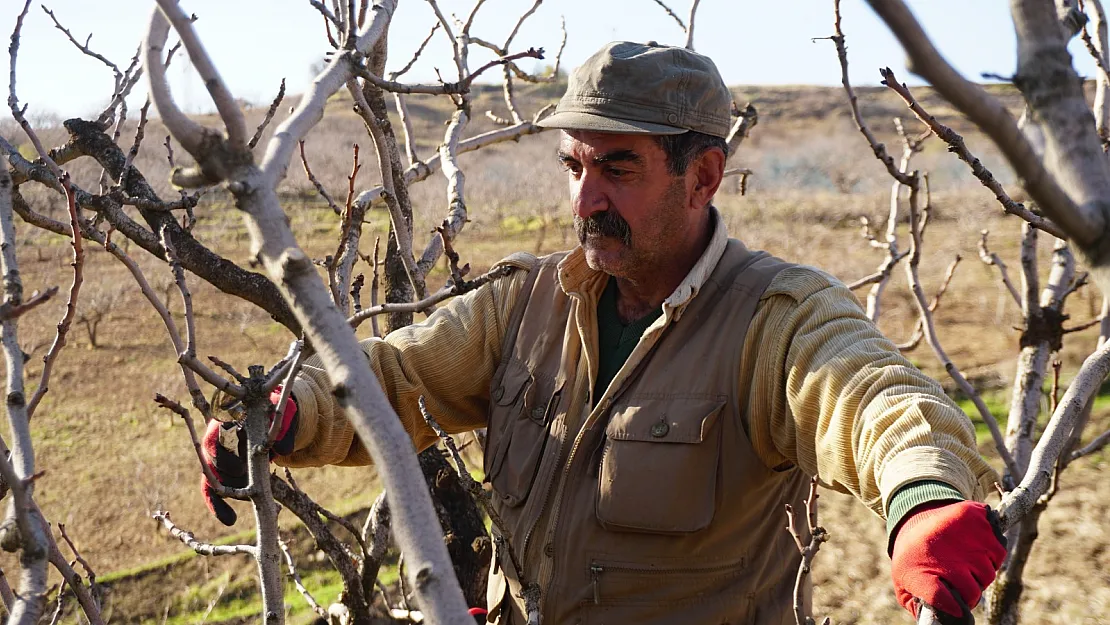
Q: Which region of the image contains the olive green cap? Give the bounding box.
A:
[538,41,733,138]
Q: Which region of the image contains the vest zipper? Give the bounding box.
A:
[590,564,603,604]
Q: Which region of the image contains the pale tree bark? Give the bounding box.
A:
[143,2,471,623]
[865,0,1110,291]
[0,155,49,625]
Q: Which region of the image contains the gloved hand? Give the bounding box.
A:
[200,388,298,526]
[891,500,1007,621]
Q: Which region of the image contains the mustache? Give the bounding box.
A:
[574,211,632,246]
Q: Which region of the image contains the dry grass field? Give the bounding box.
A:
[2,80,1109,623]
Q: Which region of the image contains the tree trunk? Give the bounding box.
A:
[360,36,421,333]
[987,503,1045,625]
[417,447,492,609]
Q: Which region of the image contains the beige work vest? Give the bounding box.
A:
[484,240,811,625]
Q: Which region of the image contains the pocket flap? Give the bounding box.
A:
[607,398,726,444]
[492,360,532,407]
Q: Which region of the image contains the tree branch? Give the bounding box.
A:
[880,68,1066,239]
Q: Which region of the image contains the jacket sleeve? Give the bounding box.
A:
[275,262,533,468]
[741,266,999,519]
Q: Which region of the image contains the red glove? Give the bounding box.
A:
[891,501,1007,620]
[200,388,298,526]
[468,607,488,623]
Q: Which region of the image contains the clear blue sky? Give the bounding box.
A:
[8,0,1103,120]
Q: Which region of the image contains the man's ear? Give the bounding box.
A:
[688,147,726,210]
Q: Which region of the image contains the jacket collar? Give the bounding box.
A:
[556,207,730,318]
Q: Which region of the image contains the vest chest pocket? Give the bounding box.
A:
[597,397,726,533]
[485,359,561,507]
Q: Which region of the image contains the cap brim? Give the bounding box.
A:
[536,110,687,135]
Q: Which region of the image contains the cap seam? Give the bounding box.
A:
[559,94,729,126]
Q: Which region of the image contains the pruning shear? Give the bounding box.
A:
[916,589,974,625]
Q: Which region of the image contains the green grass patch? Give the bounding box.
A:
[147,561,401,624]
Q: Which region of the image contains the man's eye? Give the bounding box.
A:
[607,168,628,178]
[563,163,582,176]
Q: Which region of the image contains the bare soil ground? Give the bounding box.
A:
[3,82,1109,623]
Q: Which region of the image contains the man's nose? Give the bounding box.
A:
[571,172,608,220]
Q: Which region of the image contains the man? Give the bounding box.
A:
[203,42,1005,624]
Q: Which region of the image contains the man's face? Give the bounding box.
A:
[557,131,692,279]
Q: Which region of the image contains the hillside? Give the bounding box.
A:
[2,77,1108,623]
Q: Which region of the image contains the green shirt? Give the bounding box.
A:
[594,276,663,402]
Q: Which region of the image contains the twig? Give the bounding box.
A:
[46,588,63,625]
[390,22,439,80]
[354,119,549,209]
[356,48,544,95]
[153,394,247,499]
[349,265,512,328]
[897,255,961,351]
[370,238,381,337]
[164,135,175,168]
[278,538,327,618]
[331,143,364,312]
[119,100,152,189]
[1064,314,1106,333]
[784,478,830,625]
[977,229,1022,305]
[649,0,686,30]
[1070,427,1110,459]
[56,524,98,608]
[269,342,305,444]
[349,81,424,298]
[903,172,1021,478]
[394,94,420,166]
[271,474,373,621]
[879,67,1066,239]
[209,356,247,383]
[151,511,256,556]
[27,176,84,421]
[197,580,227,625]
[685,0,702,49]
[9,0,63,180]
[97,225,231,408]
[725,104,758,156]
[41,6,122,86]
[299,141,342,215]
[308,0,341,30]
[822,0,915,187]
[283,469,366,553]
[249,78,286,150]
[159,226,213,415]
[0,287,58,323]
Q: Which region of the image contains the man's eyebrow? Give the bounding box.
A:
[556,150,577,163]
[592,149,643,165]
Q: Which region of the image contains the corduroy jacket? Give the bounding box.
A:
[279,210,997,624]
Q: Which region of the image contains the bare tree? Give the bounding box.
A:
[826,1,1110,623]
[0,0,567,621]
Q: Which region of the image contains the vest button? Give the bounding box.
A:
[650,421,670,438]
[544,542,555,557]
[492,387,504,402]
[530,407,546,421]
